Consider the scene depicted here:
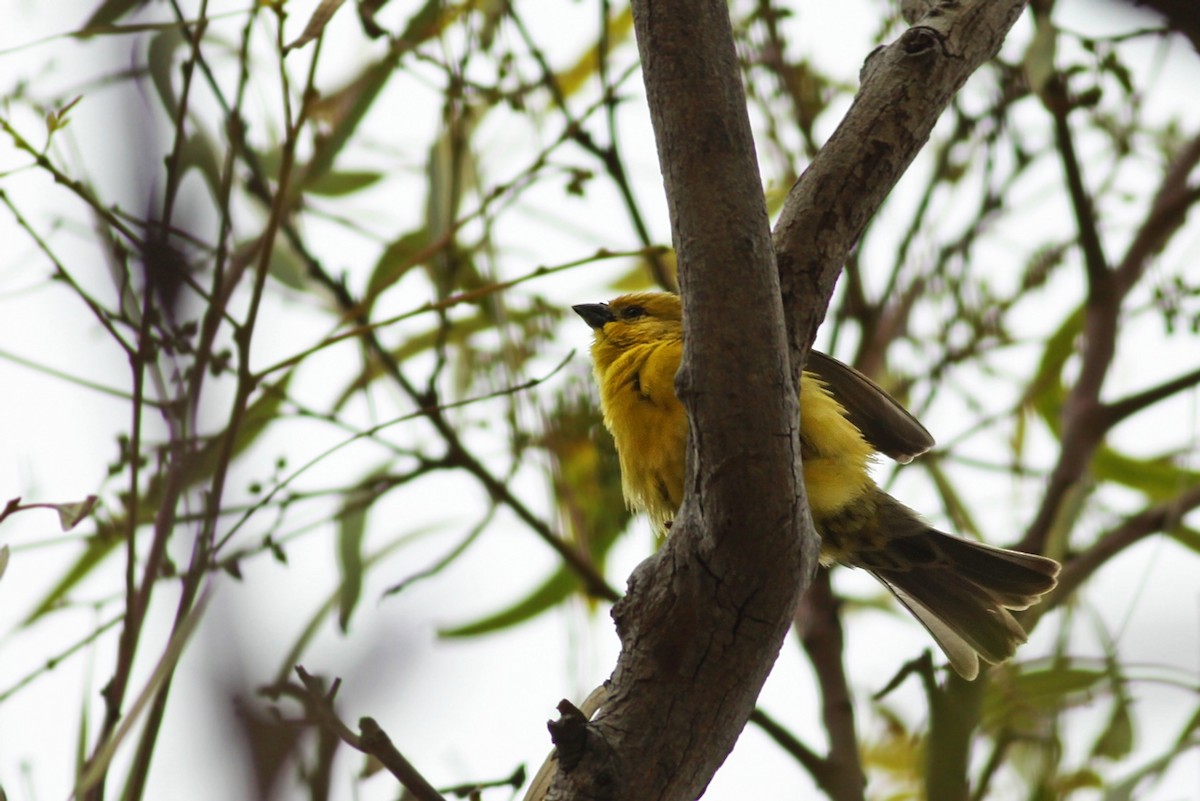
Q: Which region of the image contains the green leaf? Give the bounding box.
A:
[1013,666,1107,700]
[982,665,1107,731]
[396,0,451,45]
[82,0,149,30]
[1027,305,1083,437]
[147,26,184,114]
[302,63,392,192]
[1092,447,1200,502]
[424,104,480,295]
[336,470,387,633]
[439,567,583,638]
[45,96,83,135]
[1092,691,1134,760]
[1055,769,1104,795]
[553,7,634,99]
[304,169,383,197]
[23,528,123,625]
[1090,634,1135,761]
[440,386,630,637]
[331,306,545,410]
[179,131,224,202]
[1011,396,1029,462]
[296,9,456,206]
[1024,11,1058,99]
[1023,304,1200,504]
[272,525,441,688]
[363,227,427,308]
[924,456,981,539]
[231,235,309,292]
[1166,525,1200,554]
[74,654,92,788]
[77,594,208,796]
[184,378,293,487]
[285,0,349,51]
[1101,731,1200,801]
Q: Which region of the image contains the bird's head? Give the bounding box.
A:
[573,292,683,371]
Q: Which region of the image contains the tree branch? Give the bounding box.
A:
[1099,364,1200,430]
[1037,484,1200,614]
[795,570,865,801]
[543,2,1038,799]
[547,0,807,798]
[1020,129,1200,553]
[293,667,448,801]
[1113,132,1200,294]
[1045,74,1110,292]
[749,708,829,784]
[772,0,1033,359]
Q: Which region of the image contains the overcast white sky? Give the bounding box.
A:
[1,1,1198,800]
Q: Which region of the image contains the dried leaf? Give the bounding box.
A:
[54,495,99,531]
[286,0,348,51]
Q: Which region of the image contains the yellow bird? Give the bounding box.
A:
[574,291,1060,680]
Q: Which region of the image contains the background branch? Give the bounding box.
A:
[795,570,865,801]
[294,667,448,801]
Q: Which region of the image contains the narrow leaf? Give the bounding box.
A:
[336,477,378,633]
[554,7,635,99]
[439,567,582,638]
[23,530,122,625]
[1166,525,1200,553]
[1026,305,1084,436]
[76,592,209,795]
[1092,693,1134,759]
[363,228,427,309]
[285,0,348,51]
[273,526,440,687]
[82,0,149,30]
[147,26,184,114]
[304,169,383,197]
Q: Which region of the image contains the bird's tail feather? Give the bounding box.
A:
[857,497,1060,680]
[876,564,1030,680]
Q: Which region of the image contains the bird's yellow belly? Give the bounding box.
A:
[600,357,876,532]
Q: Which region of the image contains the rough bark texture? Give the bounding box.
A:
[549,2,811,800]
[545,1,1033,799]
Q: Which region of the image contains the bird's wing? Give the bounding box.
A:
[805,350,934,463]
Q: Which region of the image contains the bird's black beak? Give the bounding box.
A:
[572,303,616,330]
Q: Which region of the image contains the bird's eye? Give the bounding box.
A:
[621,305,646,320]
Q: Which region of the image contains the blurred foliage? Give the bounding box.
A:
[0,1,1197,800]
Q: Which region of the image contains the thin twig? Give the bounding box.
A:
[1099,365,1200,429]
[748,708,829,786]
[293,667,448,801]
[1039,484,1200,615]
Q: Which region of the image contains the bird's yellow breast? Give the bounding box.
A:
[593,334,875,528]
[594,337,689,529]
